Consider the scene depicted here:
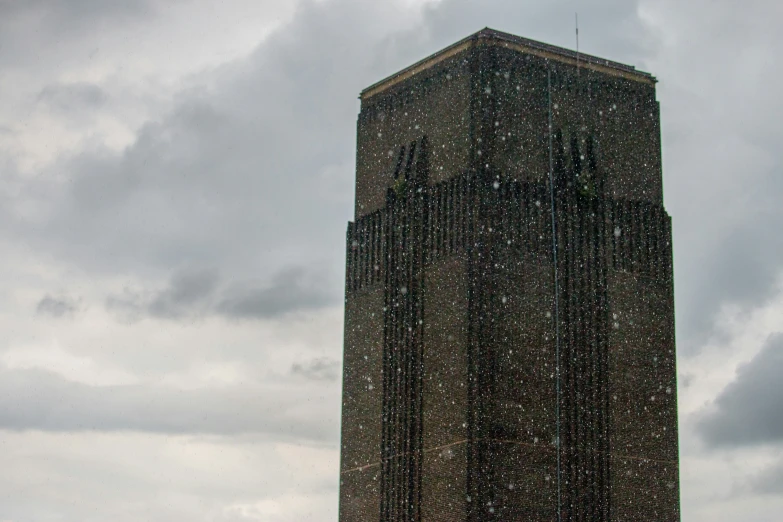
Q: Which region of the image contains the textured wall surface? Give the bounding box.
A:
[340,29,679,522]
[339,287,384,522]
[421,255,469,521]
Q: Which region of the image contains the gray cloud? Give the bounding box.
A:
[36,294,80,318]
[0,367,338,442]
[747,458,783,495]
[2,2,359,294]
[217,267,331,320]
[291,357,340,382]
[417,0,652,65]
[1,0,151,21]
[105,268,221,321]
[643,0,783,349]
[682,189,783,345]
[37,82,108,112]
[696,333,783,447]
[0,0,151,39]
[147,268,219,319]
[0,0,153,78]
[106,266,331,322]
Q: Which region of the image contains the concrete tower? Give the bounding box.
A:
[339,28,680,521]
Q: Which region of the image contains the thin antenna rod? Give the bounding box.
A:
[575,12,580,76]
[547,67,563,522]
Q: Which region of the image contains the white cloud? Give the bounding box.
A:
[0,432,338,522]
[0,340,138,386]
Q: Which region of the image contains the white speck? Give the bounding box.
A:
[446,73,452,80]
[400,286,408,295]
[666,387,672,394]
[503,72,510,79]
[535,200,541,207]
[553,103,559,109]
[501,296,508,304]
[495,121,499,126]
[493,181,500,189]
[546,311,552,318]
[614,227,622,237]
[484,86,492,94]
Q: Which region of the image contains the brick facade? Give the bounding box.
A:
[339,28,680,521]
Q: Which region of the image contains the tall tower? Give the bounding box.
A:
[339,28,680,521]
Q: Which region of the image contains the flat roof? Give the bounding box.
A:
[361,28,656,100]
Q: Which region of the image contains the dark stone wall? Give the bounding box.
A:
[487,250,558,521]
[339,286,384,521]
[607,268,680,521]
[481,45,663,203]
[355,53,474,217]
[421,255,469,521]
[340,33,679,522]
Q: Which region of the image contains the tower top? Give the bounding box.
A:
[360,27,655,101]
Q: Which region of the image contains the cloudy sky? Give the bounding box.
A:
[0,0,781,520]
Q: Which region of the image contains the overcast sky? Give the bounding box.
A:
[0,0,781,520]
